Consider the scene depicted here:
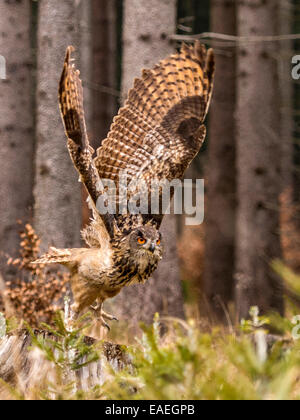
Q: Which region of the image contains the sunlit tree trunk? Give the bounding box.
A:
[235,0,284,318]
[278,0,297,269]
[0,0,34,280]
[110,0,185,326]
[278,0,293,194]
[34,0,81,250]
[203,0,237,322]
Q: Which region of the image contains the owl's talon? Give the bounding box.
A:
[89,304,116,330]
[100,317,111,331]
[101,310,118,322]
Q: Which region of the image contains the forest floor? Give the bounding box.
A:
[1,294,300,400]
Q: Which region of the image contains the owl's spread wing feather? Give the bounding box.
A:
[95,41,214,227]
[59,42,214,238]
[59,47,89,149]
[59,47,117,240]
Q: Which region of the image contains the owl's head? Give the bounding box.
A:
[129,225,163,260]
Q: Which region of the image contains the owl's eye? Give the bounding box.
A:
[137,237,146,245]
[156,239,161,245]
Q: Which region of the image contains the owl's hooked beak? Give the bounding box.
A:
[148,243,156,253]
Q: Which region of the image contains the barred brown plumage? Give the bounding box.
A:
[32,41,215,330]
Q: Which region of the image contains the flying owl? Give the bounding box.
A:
[33,41,215,329]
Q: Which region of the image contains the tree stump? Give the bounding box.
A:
[0,330,131,395]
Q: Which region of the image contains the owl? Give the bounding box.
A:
[33,42,215,329]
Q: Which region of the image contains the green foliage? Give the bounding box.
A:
[1,310,300,400]
[27,310,99,373]
[2,266,300,400]
[100,312,300,401]
[0,309,103,400]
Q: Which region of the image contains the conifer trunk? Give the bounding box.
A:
[203,0,237,322]
[91,0,118,147]
[235,0,284,318]
[0,0,34,280]
[34,0,81,250]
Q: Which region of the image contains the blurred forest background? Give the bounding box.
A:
[0,0,300,331]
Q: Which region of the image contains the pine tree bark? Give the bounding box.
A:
[78,0,94,229]
[278,0,296,269]
[81,0,118,228]
[91,0,117,147]
[34,0,81,250]
[278,0,293,194]
[203,0,237,322]
[235,0,284,318]
[110,0,185,325]
[0,0,34,279]
[79,0,93,134]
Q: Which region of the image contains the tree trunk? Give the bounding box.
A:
[110,0,185,326]
[0,0,34,280]
[78,0,94,229]
[91,0,118,147]
[79,0,93,134]
[235,0,284,319]
[278,0,293,194]
[34,0,82,251]
[203,0,237,322]
[81,0,118,228]
[278,0,298,270]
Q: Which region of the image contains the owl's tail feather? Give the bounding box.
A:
[31,247,74,265]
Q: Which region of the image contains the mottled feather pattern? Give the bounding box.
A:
[58,42,214,236]
[59,47,88,149]
[33,247,73,265]
[32,42,214,328]
[59,47,117,239]
[95,41,214,221]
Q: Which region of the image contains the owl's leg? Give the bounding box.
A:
[90,300,118,331]
[101,310,118,322]
[90,301,109,329]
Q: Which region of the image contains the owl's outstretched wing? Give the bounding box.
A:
[59,47,117,239]
[59,43,214,236]
[95,41,215,227]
